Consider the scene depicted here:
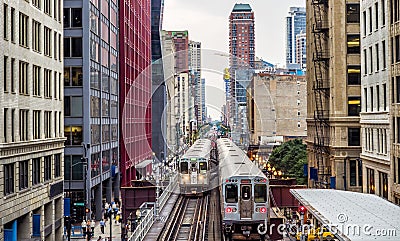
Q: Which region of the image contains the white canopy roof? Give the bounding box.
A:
[290,189,400,241]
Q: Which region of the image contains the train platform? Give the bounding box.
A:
[142,191,179,241]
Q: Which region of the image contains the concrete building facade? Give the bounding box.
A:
[389,0,400,205]
[360,0,391,200]
[306,0,362,190]
[0,0,64,240]
[64,0,120,220]
[248,73,307,145]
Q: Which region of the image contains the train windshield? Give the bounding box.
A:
[254,184,267,203]
[180,162,189,174]
[225,184,238,203]
[241,185,251,201]
[199,162,207,173]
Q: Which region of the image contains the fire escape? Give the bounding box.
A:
[311,0,331,187]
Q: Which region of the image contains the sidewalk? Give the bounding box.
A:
[70,218,122,241]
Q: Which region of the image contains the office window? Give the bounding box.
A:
[64,37,82,57]
[397,76,400,103]
[10,8,14,42]
[19,109,28,141]
[19,13,29,47]
[3,108,7,142]
[369,7,372,33]
[371,86,374,110]
[33,65,41,96]
[3,4,8,39]
[63,8,70,28]
[64,126,83,145]
[64,96,83,117]
[350,160,357,186]
[54,71,58,99]
[348,96,361,116]
[348,128,360,146]
[383,83,387,110]
[44,0,51,16]
[363,49,367,74]
[4,163,14,195]
[398,117,400,144]
[379,172,388,199]
[363,11,367,36]
[55,154,61,177]
[44,156,52,181]
[11,109,14,142]
[375,2,379,30]
[44,111,51,138]
[19,61,28,95]
[10,58,15,92]
[396,35,400,63]
[32,158,41,185]
[71,8,82,27]
[383,40,386,69]
[44,26,52,57]
[364,88,368,112]
[369,46,373,73]
[377,85,380,111]
[346,4,360,23]
[58,33,61,60]
[19,160,28,190]
[33,110,40,139]
[381,0,385,26]
[54,32,58,60]
[367,168,375,194]
[33,0,41,9]
[44,69,52,98]
[4,56,8,92]
[53,0,58,20]
[347,66,361,85]
[32,20,41,52]
[376,44,379,71]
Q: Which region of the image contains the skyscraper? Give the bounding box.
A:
[189,40,202,124]
[228,3,255,145]
[0,1,64,239]
[286,7,306,66]
[64,0,120,220]
[119,0,152,186]
[295,31,306,69]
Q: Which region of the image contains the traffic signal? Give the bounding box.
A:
[298,206,306,215]
[85,208,90,213]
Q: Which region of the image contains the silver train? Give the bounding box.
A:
[217,138,269,241]
[179,138,212,195]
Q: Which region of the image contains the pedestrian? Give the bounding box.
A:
[81,220,87,238]
[91,219,95,233]
[100,219,105,234]
[112,202,117,217]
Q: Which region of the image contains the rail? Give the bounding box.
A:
[127,173,178,241]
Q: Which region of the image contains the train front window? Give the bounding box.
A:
[180,162,189,174]
[225,184,238,203]
[241,185,251,201]
[199,162,207,173]
[254,184,267,203]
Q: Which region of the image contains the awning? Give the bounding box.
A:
[135,159,153,169]
[290,189,400,241]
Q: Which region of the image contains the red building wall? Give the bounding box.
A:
[119,0,152,187]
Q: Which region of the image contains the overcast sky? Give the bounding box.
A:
[163,0,306,120]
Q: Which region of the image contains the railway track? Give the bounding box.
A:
[158,195,209,241]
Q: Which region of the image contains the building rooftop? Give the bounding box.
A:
[290,189,400,241]
[232,3,252,12]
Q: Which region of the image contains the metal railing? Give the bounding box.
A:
[128,173,178,241]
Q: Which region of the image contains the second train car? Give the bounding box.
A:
[179,138,212,195]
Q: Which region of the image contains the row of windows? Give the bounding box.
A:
[363,84,387,112]
[366,168,388,199]
[3,56,62,99]
[3,154,61,196]
[30,0,62,21]
[3,6,62,61]
[364,128,388,154]
[362,0,386,36]
[362,41,387,75]
[3,108,62,143]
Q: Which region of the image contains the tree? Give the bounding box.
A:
[268,139,307,184]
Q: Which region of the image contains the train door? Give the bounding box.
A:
[240,184,253,219]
